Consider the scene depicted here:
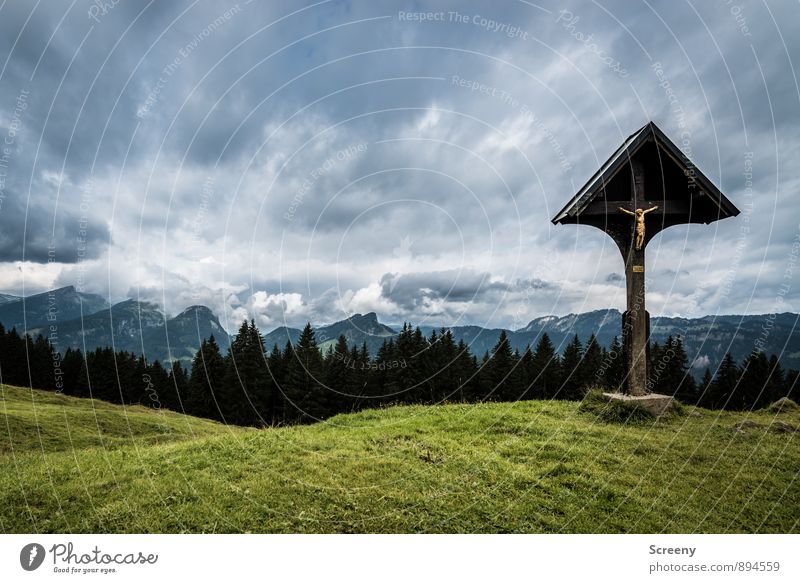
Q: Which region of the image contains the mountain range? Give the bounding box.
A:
[266,309,800,374]
[0,293,20,305]
[0,287,229,365]
[1,286,798,373]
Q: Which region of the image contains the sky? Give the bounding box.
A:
[0,0,798,333]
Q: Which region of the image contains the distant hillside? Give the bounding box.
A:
[0,285,108,331]
[1,385,797,533]
[0,292,19,305]
[25,299,230,365]
[263,312,395,355]
[2,286,797,373]
[260,309,800,374]
[142,305,230,364]
[415,310,800,374]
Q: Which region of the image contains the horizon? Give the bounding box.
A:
[1,283,796,336]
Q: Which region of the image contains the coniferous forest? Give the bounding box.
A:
[0,320,796,427]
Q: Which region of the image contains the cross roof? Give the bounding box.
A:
[552,121,740,225]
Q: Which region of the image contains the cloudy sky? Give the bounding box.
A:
[0,0,798,332]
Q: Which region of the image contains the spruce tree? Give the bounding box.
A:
[520,344,535,399]
[579,333,603,390]
[221,321,259,424]
[453,339,479,401]
[765,355,786,406]
[285,324,328,421]
[531,333,560,399]
[265,344,285,424]
[699,367,713,399]
[735,350,770,410]
[606,335,624,391]
[167,361,189,411]
[559,334,584,400]
[704,352,739,410]
[186,336,226,420]
[786,369,799,402]
[325,334,353,409]
[670,337,697,403]
[484,331,519,400]
[61,348,85,394]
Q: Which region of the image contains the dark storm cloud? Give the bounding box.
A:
[0,189,109,263]
[0,0,798,327]
[380,269,551,311]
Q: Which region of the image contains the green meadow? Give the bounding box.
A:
[1,384,797,533]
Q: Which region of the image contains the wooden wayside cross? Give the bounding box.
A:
[552,122,740,397]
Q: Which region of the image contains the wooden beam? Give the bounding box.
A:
[579,199,691,217]
[625,159,649,396]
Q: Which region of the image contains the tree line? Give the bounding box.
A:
[0,320,796,426]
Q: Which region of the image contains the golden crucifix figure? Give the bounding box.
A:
[619,205,659,250]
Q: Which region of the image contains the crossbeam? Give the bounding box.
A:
[579,199,691,216]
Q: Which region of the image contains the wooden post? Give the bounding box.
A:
[623,244,649,395]
[624,159,649,396]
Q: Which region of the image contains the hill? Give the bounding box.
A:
[0,384,241,454]
[141,305,230,364]
[263,312,395,355]
[1,385,798,533]
[26,300,230,366]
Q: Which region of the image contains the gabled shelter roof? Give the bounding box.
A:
[552,122,739,224]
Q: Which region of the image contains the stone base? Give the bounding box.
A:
[601,392,677,417]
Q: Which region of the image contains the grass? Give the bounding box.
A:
[0,384,240,453]
[1,384,798,533]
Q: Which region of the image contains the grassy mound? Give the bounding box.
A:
[0,384,240,454]
[1,385,798,533]
[766,397,799,414]
[579,390,684,423]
